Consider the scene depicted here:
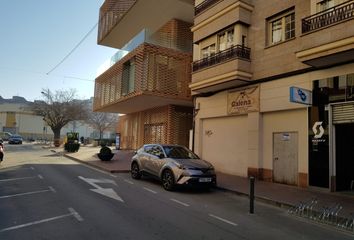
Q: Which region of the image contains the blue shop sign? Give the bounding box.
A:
[290,86,312,105]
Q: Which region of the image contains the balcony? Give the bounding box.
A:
[302,0,354,34]
[93,43,193,114]
[195,0,221,16]
[192,1,253,43]
[98,0,137,44]
[296,1,354,68]
[192,45,250,72]
[97,0,194,49]
[191,45,252,93]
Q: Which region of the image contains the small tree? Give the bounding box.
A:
[30,88,88,146]
[86,111,118,144]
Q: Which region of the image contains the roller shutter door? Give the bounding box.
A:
[333,102,354,124]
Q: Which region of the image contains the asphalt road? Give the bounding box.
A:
[0,143,352,239]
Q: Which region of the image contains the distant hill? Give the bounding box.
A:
[0,96,29,104]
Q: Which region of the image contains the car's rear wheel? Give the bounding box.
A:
[131,162,142,179]
[162,169,175,191]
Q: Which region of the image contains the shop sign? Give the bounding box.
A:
[290,86,312,105]
[227,86,259,115]
[115,133,121,150]
[312,121,326,143]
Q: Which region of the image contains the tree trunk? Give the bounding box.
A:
[52,128,61,147]
[99,131,103,146]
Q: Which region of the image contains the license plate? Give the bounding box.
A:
[199,178,212,183]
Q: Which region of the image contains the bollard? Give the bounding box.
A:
[249,176,255,214]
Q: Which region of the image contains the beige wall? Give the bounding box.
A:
[17,114,46,135]
[0,103,53,139]
[200,115,248,176]
[249,0,354,81]
[262,109,308,174]
[194,63,354,180]
[0,112,6,131]
[194,88,308,179]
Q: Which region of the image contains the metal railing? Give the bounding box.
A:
[195,0,221,15]
[192,45,250,72]
[302,0,354,33]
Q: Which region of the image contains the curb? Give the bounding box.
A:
[63,153,130,173]
[216,186,294,210]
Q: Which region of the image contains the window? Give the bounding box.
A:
[316,0,334,12]
[268,10,295,45]
[201,44,215,58]
[145,145,164,157]
[122,59,135,96]
[218,29,234,51]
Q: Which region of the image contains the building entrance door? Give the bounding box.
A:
[273,132,298,185]
[335,123,354,191]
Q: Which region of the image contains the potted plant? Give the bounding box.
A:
[98,146,114,161]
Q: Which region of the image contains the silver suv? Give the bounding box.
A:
[131,144,216,191]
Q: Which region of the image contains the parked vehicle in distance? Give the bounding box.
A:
[0,132,12,141]
[131,144,216,191]
[8,134,23,144]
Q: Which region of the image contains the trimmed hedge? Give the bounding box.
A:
[96,138,116,147]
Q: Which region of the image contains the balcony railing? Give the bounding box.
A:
[192,45,250,72]
[195,0,221,15]
[302,0,354,34]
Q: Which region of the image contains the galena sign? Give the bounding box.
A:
[227,86,260,115]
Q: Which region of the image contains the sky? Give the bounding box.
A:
[0,0,117,101]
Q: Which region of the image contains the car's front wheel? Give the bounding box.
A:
[131,162,142,179]
[162,169,175,191]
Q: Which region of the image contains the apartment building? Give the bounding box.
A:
[94,0,195,149]
[191,0,354,192]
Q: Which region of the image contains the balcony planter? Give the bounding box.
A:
[98,146,114,161]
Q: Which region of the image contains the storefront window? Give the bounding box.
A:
[310,72,354,190]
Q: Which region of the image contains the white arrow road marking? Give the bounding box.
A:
[0,208,83,232]
[90,188,124,202]
[78,176,123,203]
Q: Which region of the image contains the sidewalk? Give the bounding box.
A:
[62,145,354,218]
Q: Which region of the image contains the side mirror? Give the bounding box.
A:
[158,153,165,159]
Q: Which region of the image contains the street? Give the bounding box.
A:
[0,144,352,240]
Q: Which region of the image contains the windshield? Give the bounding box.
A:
[163,146,199,159]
